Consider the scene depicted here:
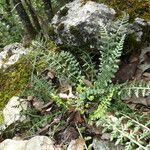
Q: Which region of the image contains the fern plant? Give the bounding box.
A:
[20,14,150,149]
[76,14,129,119]
[43,50,81,86]
[96,112,150,150]
[75,14,150,125]
[121,81,150,98]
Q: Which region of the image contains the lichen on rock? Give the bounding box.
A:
[0,43,31,69]
[3,96,28,126]
[52,0,149,54]
[52,0,116,48]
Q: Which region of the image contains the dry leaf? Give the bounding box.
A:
[113,61,138,83]
[67,111,84,124]
[67,138,85,150]
[124,96,150,107]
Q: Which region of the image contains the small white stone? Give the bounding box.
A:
[0,136,60,150]
[26,136,55,150]
[0,43,31,70]
[3,96,28,126]
[0,139,27,150]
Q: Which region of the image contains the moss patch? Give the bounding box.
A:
[104,0,150,21]
[0,111,4,123]
[0,57,32,114]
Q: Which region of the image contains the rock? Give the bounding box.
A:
[128,18,150,42]
[52,0,116,47]
[0,139,27,150]
[3,96,28,126]
[52,0,150,52]
[0,43,32,118]
[25,136,57,150]
[92,138,124,150]
[139,46,150,72]
[0,136,61,150]
[0,43,31,69]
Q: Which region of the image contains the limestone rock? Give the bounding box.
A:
[128,17,150,42]
[0,43,31,69]
[26,136,56,150]
[92,138,124,150]
[52,0,116,48]
[139,46,150,72]
[0,139,27,150]
[0,136,61,150]
[3,96,28,126]
[52,0,149,51]
[138,46,150,82]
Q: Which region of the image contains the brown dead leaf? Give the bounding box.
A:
[129,53,139,63]
[124,96,150,107]
[47,71,55,79]
[67,111,84,125]
[126,103,137,110]
[61,127,79,144]
[143,51,150,64]
[86,124,101,135]
[67,138,85,150]
[113,61,139,83]
[37,115,62,135]
[32,97,44,111]
[142,72,150,81]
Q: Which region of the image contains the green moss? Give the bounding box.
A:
[0,111,4,123]
[46,40,59,52]
[104,0,150,21]
[0,57,32,113]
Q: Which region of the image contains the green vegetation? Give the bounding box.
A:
[0,57,31,110]
[0,7,23,47]
[17,14,149,149]
[0,0,149,149]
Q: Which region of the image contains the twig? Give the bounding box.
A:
[75,123,88,150]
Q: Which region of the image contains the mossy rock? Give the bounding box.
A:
[0,57,32,119]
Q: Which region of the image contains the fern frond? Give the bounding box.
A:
[80,51,97,81]
[97,34,126,87]
[42,50,81,85]
[90,89,115,120]
[96,14,128,89]
[24,75,55,102]
[121,81,150,98]
[96,112,149,150]
[79,14,128,101]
